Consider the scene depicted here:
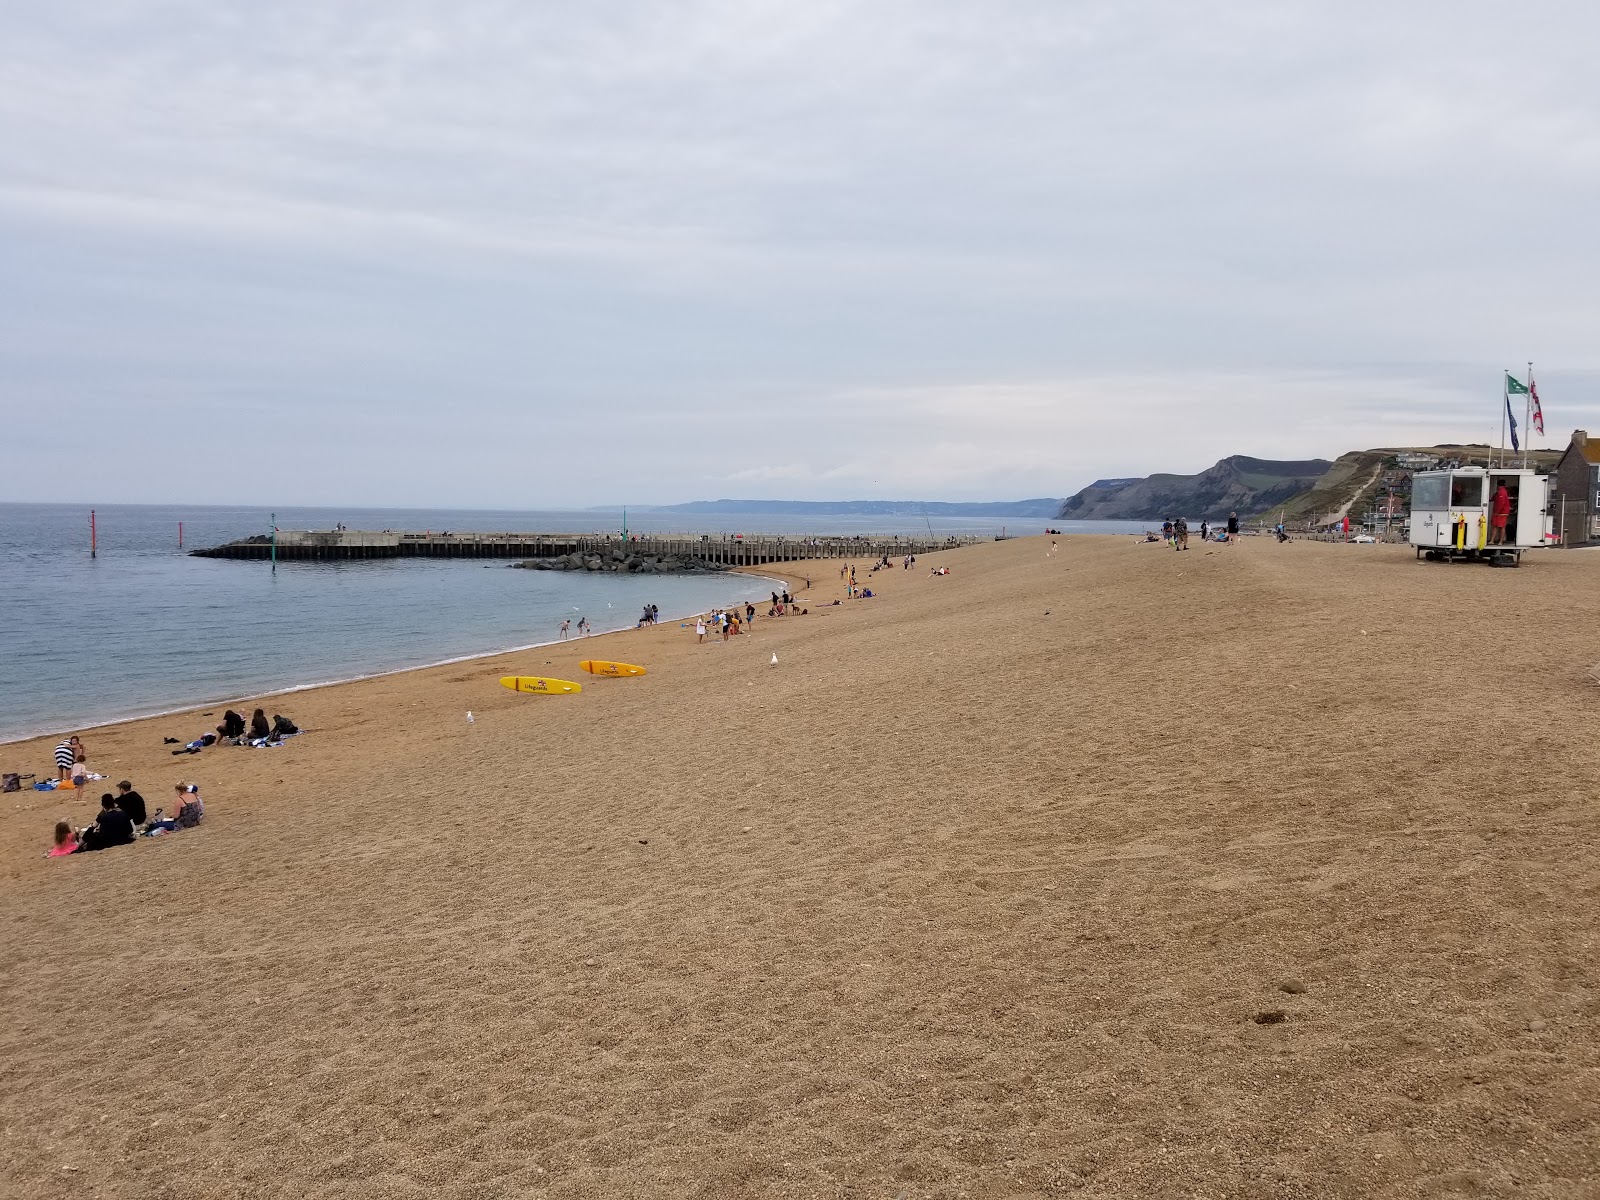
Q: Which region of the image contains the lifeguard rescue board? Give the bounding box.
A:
[578,660,647,677]
[500,676,582,695]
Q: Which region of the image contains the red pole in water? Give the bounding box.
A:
[90,509,97,558]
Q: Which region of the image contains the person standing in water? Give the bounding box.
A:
[559,619,571,639]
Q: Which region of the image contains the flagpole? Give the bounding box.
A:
[1524,361,1532,468]
[1499,370,1507,468]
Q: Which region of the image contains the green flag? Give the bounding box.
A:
[1506,373,1529,395]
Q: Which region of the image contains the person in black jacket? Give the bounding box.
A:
[216,710,246,740]
[80,795,135,851]
[250,709,271,740]
[114,781,147,824]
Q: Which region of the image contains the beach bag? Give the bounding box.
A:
[2,773,19,793]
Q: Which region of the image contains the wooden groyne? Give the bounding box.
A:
[191,530,979,566]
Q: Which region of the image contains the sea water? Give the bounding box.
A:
[0,503,1142,742]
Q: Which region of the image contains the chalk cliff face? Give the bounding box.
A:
[1058,456,1333,521]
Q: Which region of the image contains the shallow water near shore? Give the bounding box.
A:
[1,503,1136,742]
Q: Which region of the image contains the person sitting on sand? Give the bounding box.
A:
[250,709,271,740]
[79,795,135,851]
[217,710,246,741]
[271,714,299,739]
[173,783,204,829]
[114,781,147,824]
[48,821,79,857]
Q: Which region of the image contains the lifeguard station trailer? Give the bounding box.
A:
[1408,466,1551,565]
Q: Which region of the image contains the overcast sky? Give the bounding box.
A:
[4,1,1597,506]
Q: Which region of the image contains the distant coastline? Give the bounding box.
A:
[610,498,1065,518]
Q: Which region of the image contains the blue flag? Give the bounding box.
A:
[1505,395,1520,452]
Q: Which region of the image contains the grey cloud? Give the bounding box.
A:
[3,1,1597,506]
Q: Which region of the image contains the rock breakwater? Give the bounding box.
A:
[513,550,730,574]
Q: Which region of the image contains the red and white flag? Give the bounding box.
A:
[1530,376,1545,436]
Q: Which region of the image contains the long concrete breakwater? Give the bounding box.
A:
[191,529,981,566]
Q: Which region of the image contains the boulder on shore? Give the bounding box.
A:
[512,553,729,574]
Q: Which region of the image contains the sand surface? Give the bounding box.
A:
[3,535,1598,1199]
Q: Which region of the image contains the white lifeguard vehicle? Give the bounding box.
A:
[1408,466,1551,565]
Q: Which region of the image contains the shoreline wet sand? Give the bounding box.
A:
[0,576,791,750]
[3,535,1598,1197]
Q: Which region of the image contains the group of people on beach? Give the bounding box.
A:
[52,734,96,789]
[691,584,819,643]
[168,708,299,755]
[47,779,205,857]
[1158,512,1241,550]
[558,617,591,639]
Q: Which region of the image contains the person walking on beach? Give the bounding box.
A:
[1174,516,1189,551]
[1226,512,1239,544]
[696,618,706,643]
[560,619,571,639]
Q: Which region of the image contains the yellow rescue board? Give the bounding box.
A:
[578,660,647,678]
[500,675,583,695]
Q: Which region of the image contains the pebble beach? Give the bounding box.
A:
[3,533,1598,1198]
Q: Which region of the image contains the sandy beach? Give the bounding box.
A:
[3,533,1598,1199]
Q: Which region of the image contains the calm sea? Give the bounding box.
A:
[0,503,1141,743]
